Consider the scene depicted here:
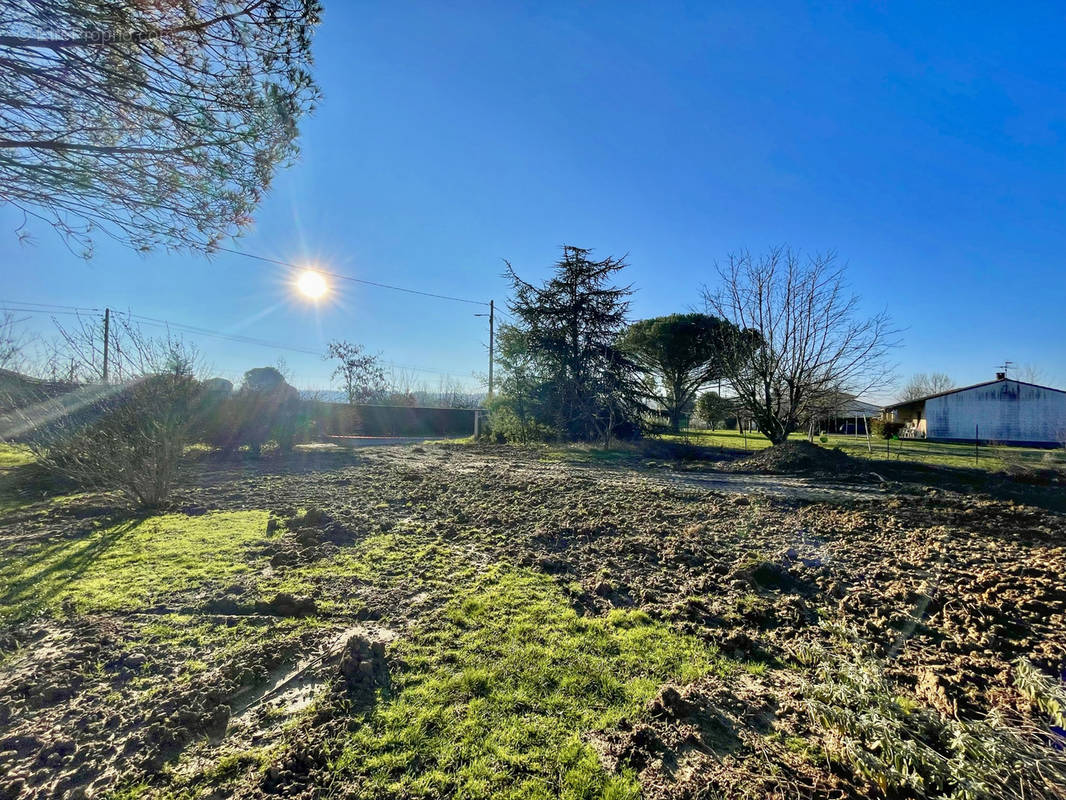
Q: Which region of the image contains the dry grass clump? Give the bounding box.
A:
[802,646,1066,800]
[1014,658,1066,729]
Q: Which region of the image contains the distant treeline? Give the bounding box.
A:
[1,370,473,452]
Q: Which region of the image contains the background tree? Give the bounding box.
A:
[237,366,300,455]
[502,246,642,443]
[704,246,897,446]
[241,366,288,394]
[0,1,321,254]
[326,340,387,404]
[695,391,733,431]
[1015,363,1054,385]
[0,311,27,372]
[898,372,954,402]
[621,313,733,432]
[488,323,554,442]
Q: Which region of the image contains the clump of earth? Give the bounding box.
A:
[724,440,858,474]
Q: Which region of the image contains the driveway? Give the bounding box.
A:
[323,435,454,448]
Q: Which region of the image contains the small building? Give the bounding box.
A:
[882,374,1066,447]
[807,394,881,436]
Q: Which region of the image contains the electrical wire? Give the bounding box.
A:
[213,245,491,307]
[2,301,476,379]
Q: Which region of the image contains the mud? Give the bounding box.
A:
[1,443,1064,799]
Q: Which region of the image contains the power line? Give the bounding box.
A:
[2,301,475,379]
[1,300,102,314]
[127,313,323,356]
[127,313,469,377]
[214,245,491,307]
[0,306,92,317]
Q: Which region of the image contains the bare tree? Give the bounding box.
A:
[326,340,387,404]
[435,375,472,408]
[0,311,28,372]
[386,368,419,406]
[50,309,200,384]
[1015,363,1053,385]
[704,247,897,446]
[898,372,954,402]
[0,1,320,254]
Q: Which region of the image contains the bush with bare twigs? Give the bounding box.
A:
[21,369,201,507]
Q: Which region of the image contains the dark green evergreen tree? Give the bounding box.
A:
[501,246,643,443]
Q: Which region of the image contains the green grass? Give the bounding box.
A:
[810,432,1062,471]
[0,442,34,469]
[0,510,273,622]
[662,428,1063,472]
[538,442,648,465]
[335,568,727,799]
[259,530,478,615]
[659,428,774,451]
[0,443,44,515]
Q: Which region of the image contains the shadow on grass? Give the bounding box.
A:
[644,436,1066,513]
[872,459,1066,513]
[0,461,77,514]
[0,519,137,621]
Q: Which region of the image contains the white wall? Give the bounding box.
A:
[925,380,1066,444]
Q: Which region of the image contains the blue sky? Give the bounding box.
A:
[3,1,1064,398]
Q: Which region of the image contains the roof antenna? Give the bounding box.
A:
[996,360,1013,380]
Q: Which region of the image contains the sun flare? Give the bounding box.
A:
[296,269,328,300]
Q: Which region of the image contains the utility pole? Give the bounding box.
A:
[102,307,110,384]
[476,300,496,401]
[488,300,494,400]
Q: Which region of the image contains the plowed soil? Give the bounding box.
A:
[1,443,1064,799]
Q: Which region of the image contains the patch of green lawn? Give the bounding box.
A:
[0,510,272,622]
[662,428,1061,472]
[0,444,46,515]
[336,568,727,799]
[259,530,478,616]
[809,432,1061,471]
[659,428,774,452]
[0,443,34,469]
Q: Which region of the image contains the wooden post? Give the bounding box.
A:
[975,424,979,466]
[102,307,110,384]
[488,300,494,400]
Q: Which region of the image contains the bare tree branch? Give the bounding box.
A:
[704,246,899,445]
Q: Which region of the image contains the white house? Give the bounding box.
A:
[883,374,1066,447]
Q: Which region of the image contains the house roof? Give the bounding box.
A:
[806,392,881,417]
[882,377,1066,412]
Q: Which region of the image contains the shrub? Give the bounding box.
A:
[192,368,312,456]
[870,418,904,439]
[486,395,553,443]
[24,372,200,507]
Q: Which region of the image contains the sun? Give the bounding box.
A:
[296,269,328,300]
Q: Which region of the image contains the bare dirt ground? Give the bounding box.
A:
[1,443,1064,799]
